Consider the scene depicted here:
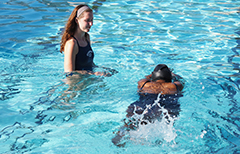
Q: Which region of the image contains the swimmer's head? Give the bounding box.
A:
[151,64,172,82]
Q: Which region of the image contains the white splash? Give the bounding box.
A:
[128,93,178,145]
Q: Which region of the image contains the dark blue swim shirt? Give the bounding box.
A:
[126,93,183,126]
[73,36,94,71]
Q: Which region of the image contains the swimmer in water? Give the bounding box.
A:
[112,64,185,147]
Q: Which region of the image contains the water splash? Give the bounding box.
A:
[125,93,179,146]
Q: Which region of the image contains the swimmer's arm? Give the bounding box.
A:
[137,78,150,89]
[137,74,152,89]
[145,74,152,80]
[171,72,185,90]
[138,73,155,89]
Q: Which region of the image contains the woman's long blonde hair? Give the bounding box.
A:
[60,4,92,53]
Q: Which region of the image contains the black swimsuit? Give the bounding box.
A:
[125,81,182,128]
[73,36,94,71]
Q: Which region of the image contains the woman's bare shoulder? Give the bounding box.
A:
[65,38,76,46]
[64,38,78,54]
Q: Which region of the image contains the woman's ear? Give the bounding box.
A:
[75,18,78,24]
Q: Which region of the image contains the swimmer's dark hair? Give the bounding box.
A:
[151,64,172,82]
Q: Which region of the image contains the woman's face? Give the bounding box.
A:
[76,11,93,33]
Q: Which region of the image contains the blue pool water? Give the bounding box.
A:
[0,0,240,153]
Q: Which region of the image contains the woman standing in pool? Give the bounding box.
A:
[60,4,118,77]
[60,4,95,73]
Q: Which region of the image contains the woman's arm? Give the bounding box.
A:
[64,38,78,72]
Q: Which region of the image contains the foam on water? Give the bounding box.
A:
[118,94,179,146]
